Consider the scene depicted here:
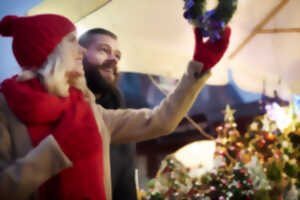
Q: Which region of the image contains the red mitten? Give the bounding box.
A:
[193,26,231,72]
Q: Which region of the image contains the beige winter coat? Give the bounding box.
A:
[0,61,211,200]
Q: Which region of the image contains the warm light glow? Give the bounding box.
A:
[266,102,292,131]
[266,133,276,141]
[174,140,216,177]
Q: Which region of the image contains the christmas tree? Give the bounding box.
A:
[141,104,300,200]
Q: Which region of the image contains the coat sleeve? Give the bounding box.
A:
[0,118,72,200]
[102,61,211,144]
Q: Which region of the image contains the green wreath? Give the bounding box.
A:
[183,0,238,40]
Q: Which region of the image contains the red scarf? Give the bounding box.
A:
[1,76,107,200]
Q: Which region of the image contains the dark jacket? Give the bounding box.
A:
[97,92,137,200]
[85,67,137,200]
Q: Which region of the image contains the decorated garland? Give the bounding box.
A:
[183,0,238,41]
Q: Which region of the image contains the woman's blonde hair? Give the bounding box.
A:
[17,38,92,100]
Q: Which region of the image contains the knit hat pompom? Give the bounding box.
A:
[0,15,18,36]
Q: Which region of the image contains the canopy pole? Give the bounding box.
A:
[229,0,289,59]
[258,28,300,33]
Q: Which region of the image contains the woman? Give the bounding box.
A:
[0,13,229,200]
[0,14,104,200]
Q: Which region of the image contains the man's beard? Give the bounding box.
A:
[83,57,124,109]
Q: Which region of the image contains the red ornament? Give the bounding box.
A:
[257,139,266,148]
[239,169,246,174]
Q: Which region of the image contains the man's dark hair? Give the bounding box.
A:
[79,28,117,48]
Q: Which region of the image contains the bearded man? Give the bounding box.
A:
[79,28,137,200]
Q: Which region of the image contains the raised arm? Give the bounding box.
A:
[102,61,211,144]
[103,26,231,144]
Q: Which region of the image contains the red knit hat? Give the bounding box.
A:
[0,14,76,70]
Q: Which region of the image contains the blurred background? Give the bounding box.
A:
[1,0,299,188]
